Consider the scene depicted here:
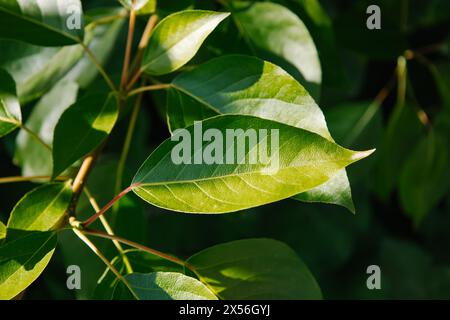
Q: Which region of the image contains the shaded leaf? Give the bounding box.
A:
[52,93,118,178]
[399,130,450,225]
[141,10,230,75]
[132,115,373,213]
[0,68,21,137]
[229,1,321,99]
[118,0,156,14]
[0,0,84,46]
[187,238,322,299]
[0,222,5,241]
[0,231,57,300]
[15,81,79,176]
[113,272,218,300]
[6,182,72,241]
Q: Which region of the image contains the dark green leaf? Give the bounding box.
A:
[187,238,322,299]
[0,0,84,46]
[113,272,218,300]
[141,10,230,75]
[0,231,57,299]
[52,93,118,178]
[0,68,21,137]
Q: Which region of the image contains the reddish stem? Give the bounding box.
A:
[82,184,139,227]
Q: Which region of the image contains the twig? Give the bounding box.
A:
[83,187,133,273]
[121,9,137,90]
[72,227,139,299]
[20,124,51,152]
[127,84,171,97]
[0,175,69,184]
[80,43,117,93]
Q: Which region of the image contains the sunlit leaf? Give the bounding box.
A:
[132,115,373,213]
[141,10,230,75]
[113,272,218,300]
[0,231,57,300]
[0,68,21,137]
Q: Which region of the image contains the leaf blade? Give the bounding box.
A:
[0,68,21,138]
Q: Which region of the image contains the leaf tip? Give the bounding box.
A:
[351,148,376,161]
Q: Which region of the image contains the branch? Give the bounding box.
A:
[0,175,69,184]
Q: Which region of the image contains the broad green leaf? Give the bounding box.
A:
[141,10,230,75]
[113,272,218,300]
[0,222,5,241]
[0,68,21,137]
[118,0,156,14]
[169,55,355,212]
[187,238,322,299]
[0,39,83,104]
[94,249,183,299]
[52,93,118,178]
[0,0,84,46]
[15,81,79,176]
[228,1,321,99]
[399,131,450,226]
[6,182,72,241]
[132,115,373,213]
[0,231,57,300]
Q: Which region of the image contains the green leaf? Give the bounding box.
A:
[0,222,5,241]
[118,0,156,14]
[15,81,79,176]
[399,130,450,226]
[52,93,119,178]
[0,39,83,104]
[228,1,321,99]
[187,238,322,299]
[0,231,57,300]
[0,68,21,137]
[132,114,373,213]
[6,182,72,241]
[141,10,230,75]
[0,0,84,46]
[169,55,355,212]
[94,249,184,299]
[113,272,218,300]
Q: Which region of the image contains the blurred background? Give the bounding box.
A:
[1,0,449,299]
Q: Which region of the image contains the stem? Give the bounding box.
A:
[20,125,51,152]
[80,43,117,93]
[86,11,127,31]
[69,153,97,216]
[84,188,133,273]
[121,9,137,90]
[72,227,139,300]
[396,55,408,107]
[0,175,69,184]
[127,84,171,97]
[114,90,145,209]
[82,184,138,227]
[81,228,190,270]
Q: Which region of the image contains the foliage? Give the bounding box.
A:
[0,0,449,300]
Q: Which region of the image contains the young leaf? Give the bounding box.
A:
[187,238,322,299]
[141,10,230,75]
[169,55,355,212]
[6,182,72,241]
[52,93,118,178]
[94,249,184,300]
[131,115,373,214]
[113,272,218,300]
[399,131,450,226]
[0,0,84,46]
[15,81,79,176]
[228,1,322,99]
[0,231,57,300]
[0,68,21,137]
